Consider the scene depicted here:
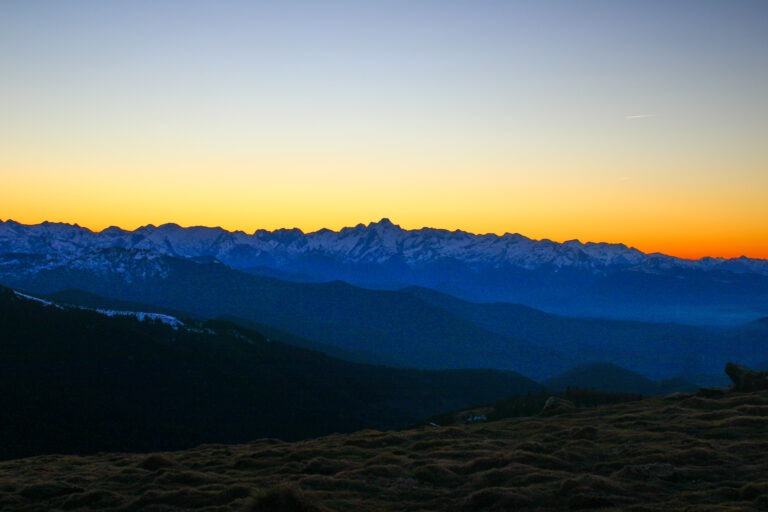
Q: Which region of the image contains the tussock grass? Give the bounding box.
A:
[137,454,176,471]
[741,481,768,500]
[301,457,354,476]
[18,483,84,500]
[460,486,534,511]
[122,485,250,510]
[1,390,767,511]
[246,483,329,512]
[58,489,122,509]
[412,463,461,486]
[154,469,222,486]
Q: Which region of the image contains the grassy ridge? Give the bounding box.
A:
[1,390,767,511]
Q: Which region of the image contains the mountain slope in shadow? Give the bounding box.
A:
[0,286,543,460]
[3,250,766,380]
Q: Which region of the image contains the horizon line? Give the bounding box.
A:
[1,217,763,263]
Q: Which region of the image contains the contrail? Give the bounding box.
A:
[625,114,657,120]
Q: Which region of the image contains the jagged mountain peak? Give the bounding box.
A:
[1,219,767,277]
[156,222,184,230]
[368,217,400,229]
[101,225,127,234]
[2,219,768,325]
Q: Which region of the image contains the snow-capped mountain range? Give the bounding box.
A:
[2,217,766,275]
[2,218,768,325]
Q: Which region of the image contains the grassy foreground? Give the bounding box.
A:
[1,390,767,511]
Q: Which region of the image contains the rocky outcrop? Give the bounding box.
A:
[725,363,768,392]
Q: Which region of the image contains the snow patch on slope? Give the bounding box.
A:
[12,289,184,329]
[95,309,185,329]
[13,291,64,309]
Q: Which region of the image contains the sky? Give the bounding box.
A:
[1,0,767,259]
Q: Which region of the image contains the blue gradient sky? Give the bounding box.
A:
[2,1,767,258]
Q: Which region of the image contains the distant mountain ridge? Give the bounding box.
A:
[2,218,766,274]
[1,246,766,381]
[543,362,699,396]
[2,217,768,324]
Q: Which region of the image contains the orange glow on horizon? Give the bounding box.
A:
[2,210,766,261]
[3,2,767,263]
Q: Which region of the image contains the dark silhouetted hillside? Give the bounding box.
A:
[0,286,543,460]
